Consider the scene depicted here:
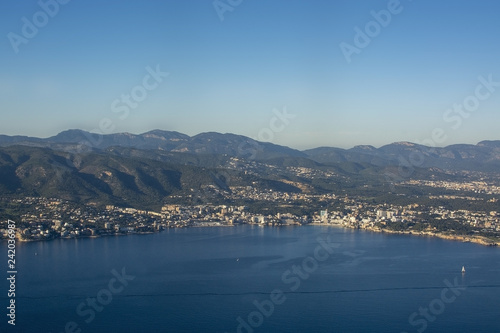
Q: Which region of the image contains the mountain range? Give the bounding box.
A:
[0,129,498,209]
[1,129,499,171]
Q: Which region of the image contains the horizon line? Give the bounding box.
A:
[1,128,498,151]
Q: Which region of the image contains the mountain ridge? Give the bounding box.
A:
[0,129,498,210]
[0,130,499,172]
[1,128,498,150]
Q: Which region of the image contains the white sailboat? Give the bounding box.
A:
[461,266,466,273]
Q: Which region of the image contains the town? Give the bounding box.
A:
[1,179,499,246]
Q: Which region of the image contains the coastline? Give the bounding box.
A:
[309,222,500,246]
[361,226,500,247]
[7,223,500,247]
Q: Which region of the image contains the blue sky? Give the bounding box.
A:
[1,0,499,149]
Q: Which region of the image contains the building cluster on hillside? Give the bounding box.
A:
[227,186,310,202]
[403,180,500,196]
[0,196,307,241]
[316,205,499,233]
[225,157,339,182]
[1,180,498,241]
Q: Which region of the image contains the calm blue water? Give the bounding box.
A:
[1,226,500,333]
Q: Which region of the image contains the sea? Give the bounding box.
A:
[1,225,499,333]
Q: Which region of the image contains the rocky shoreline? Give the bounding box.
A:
[363,226,500,246]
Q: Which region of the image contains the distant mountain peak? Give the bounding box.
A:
[48,129,90,142]
[351,145,376,151]
[477,140,500,148]
[52,129,87,136]
[392,141,417,146]
[143,129,189,138]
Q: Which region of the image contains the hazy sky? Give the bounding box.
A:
[1,0,499,149]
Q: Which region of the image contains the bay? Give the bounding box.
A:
[1,225,499,332]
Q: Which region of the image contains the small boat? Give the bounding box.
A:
[461,266,465,273]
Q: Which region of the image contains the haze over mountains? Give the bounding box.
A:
[1,129,499,171]
[0,129,498,209]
